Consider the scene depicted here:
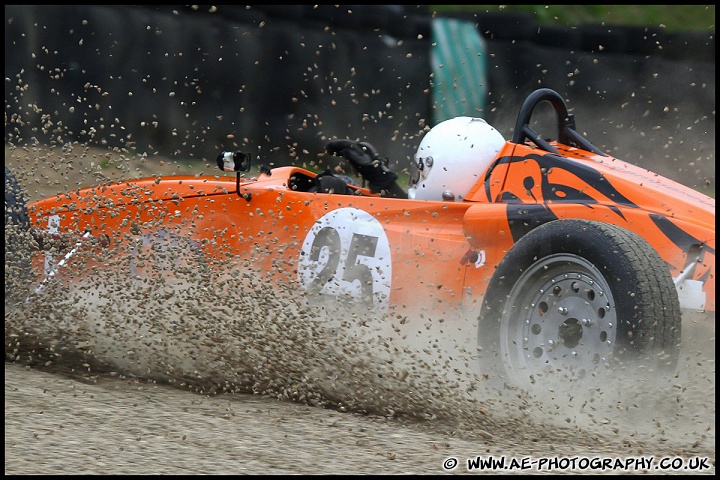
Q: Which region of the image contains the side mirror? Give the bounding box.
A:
[216,151,251,172]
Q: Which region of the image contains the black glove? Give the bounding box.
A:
[326,139,405,198]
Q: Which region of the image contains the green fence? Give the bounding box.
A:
[431,18,489,125]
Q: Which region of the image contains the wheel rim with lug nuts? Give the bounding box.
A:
[500,254,618,388]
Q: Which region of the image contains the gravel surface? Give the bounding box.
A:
[4,310,716,475]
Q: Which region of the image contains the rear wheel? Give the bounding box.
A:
[478,219,681,390]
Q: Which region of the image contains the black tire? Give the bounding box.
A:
[478,219,681,390]
[5,167,33,302]
[5,167,30,231]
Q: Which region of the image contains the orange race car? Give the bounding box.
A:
[7,88,715,389]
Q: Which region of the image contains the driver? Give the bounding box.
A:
[326,116,505,201]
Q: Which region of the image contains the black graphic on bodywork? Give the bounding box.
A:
[491,153,640,242]
[650,213,715,282]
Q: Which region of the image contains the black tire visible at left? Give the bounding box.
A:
[5,167,30,230]
[5,167,33,302]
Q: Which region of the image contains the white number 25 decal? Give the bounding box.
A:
[298,208,391,310]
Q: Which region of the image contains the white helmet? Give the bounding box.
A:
[408,117,505,201]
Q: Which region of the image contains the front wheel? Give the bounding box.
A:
[478,219,681,390]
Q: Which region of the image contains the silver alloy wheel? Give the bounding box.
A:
[499,253,618,388]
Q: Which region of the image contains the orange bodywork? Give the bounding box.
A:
[27,140,715,315]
